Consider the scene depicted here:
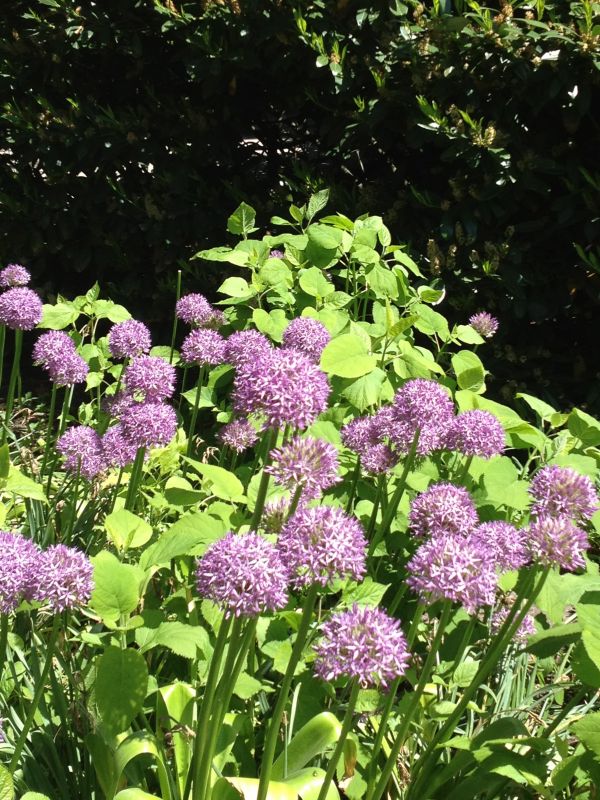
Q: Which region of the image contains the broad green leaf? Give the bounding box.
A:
[164,475,204,506]
[452,659,480,688]
[526,623,582,657]
[139,511,225,570]
[395,340,445,377]
[253,308,288,341]
[340,578,389,608]
[551,755,582,792]
[574,712,600,754]
[573,639,600,688]
[90,551,143,624]
[283,768,341,799]
[307,223,343,250]
[114,731,172,800]
[516,393,557,420]
[39,302,79,329]
[136,621,211,660]
[227,202,257,236]
[480,457,529,511]
[413,303,450,340]
[454,324,484,345]
[451,350,485,393]
[183,460,245,502]
[0,444,10,479]
[233,672,265,700]
[340,368,387,411]
[218,277,254,298]
[365,263,398,298]
[115,791,161,800]
[193,246,250,267]
[158,683,195,796]
[568,408,600,446]
[535,568,600,624]
[0,766,13,800]
[105,509,153,551]
[214,777,298,800]
[95,647,148,735]
[320,334,377,379]
[4,467,46,502]
[307,188,330,221]
[299,266,335,298]
[21,794,51,800]
[272,713,342,779]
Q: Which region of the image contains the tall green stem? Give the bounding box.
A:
[315,681,361,800]
[0,324,6,397]
[125,446,146,511]
[458,454,474,486]
[344,457,361,513]
[57,384,74,436]
[250,428,278,530]
[39,383,58,479]
[187,366,207,457]
[169,269,182,365]
[2,328,23,445]
[0,613,8,685]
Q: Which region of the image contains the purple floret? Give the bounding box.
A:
[176,293,225,329]
[491,595,538,643]
[0,531,41,613]
[124,355,176,402]
[469,312,499,338]
[108,319,152,359]
[121,402,178,448]
[527,515,588,571]
[382,379,455,457]
[218,418,258,453]
[0,264,31,288]
[529,465,599,522]
[361,444,398,474]
[224,329,273,370]
[408,482,479,539]
[266,436,341,500]
[445,410,506,459]
[0,287,43,330]
[181,329,226,366]
[471,521,530,572]
[33,544,94,612]
[33,330,88,385]
[57,426,106,479]
[102,424,140,468]
[282,317,331,363]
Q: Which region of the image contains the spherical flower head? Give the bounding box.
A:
[260,496,293,535]
[471,521,529,572]
[266,436,341,500]
[341,415,380,455]
[269,249,284,259]
[444,410,506,459]
[361,444,398,474]
[124,355,176,402]
[33,330,76,367]
[103,390,137,419]
[102,424,139,468]
[196,531,288,617]
[282,317,331,363]
[33,544,94,612]
[108,319,152,359]
[527,515,588,571]
[121,402,177,448]
[385,379,455,456]
[0,264,31,288]
[181,329,226,366]
[529,465,599,522]
[232,348,330,431]
[469,312,499,338]
[491,595,538,643]
[224,329,273,370]
[176,293,224,329]
[0,287,43,330]
[407,533,497,613]
[313,605,410,689]
[0,531,41,613]
[408,482,479,539]
[218,418,258,453]
[57,425,105,479]
[278,505,367,589]
[47,349,89,386]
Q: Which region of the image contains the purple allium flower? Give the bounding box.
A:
[218,418,258,453]
[108,319,152,359]
[102,424,139,468]
[103,390,137,419]
[282,317,331,363]
[176,293,224,329]
[408,483,479,539]
[445,410,506,459]
[48,350,89,386]
[33,544,94,612]
[261,496,293,535]
[181,329,226,366]
[278,505,367,590]
[232,348,330,431]
[407,533,497,613]
[33,330,75,367]
[196,531,288,617]
[469,312,499,338]
[361,444,398,474]
[269,249,285,259]
[527,515,588,571]
[124,355,176,402]
[491,595,538,643]
[266,436,341,500]
[0,287,43,330]
[471,521,530,572]
[530,465,599,522]
[57,426,106,480]
[0,531,41,613]
[0,264,31,288]
[383,379,455,457]
[224,329,273,370]
[121,402,178,448]
[313,605,410,689]
[341,416,380,454]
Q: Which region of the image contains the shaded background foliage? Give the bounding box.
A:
[1,0,599,406]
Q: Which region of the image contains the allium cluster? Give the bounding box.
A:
[341,416,380,453]
[121,402,178,448]
[103,391,137,419]
[491,596,538,643]
[176,293,225,329]
[527,516,588,571]
[33,545,94,612]
[102,424,140,468]
[278,505,367,589]
[361,444,397,474]
[232,348,329,430]
[260,496,292,535]
[33,331,89,386]
[282,317,331,363]
[181,329,226,366]
[124,355,176,401]
[407,534,497,613]
[224,330,273,370]
[57,426,105,479]
[313,605,410,689]
[471,521,529,572]
[341,413,397,473]
[196,532,288,617]
[383,379,455,456]
[469,312,499,338]
[266,436,340,499]
[529,465,599,522]
[0,531,40,613]
[218,418,258,453]
[408,483,478,539]
[0,264,30,288]
[108,319,152,359]
[444,410,506,459]
[0,287,43,330]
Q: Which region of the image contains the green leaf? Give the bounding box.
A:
[193,246,250,267]
[272,711,343,779]
[105,509,153,551]
[21,794,51,800]
[480,457,529,511]
[526,623,582,657]
[89,551,143,624]
[573,639,600,688]
[340,578,389,608]
[233,672,265,700]
[320,334,377,379]
[299,267,335,298]
[213,777,297,800]
[252,308,288,341]
[454,324,484,345]
[516,393,557,420]
[365,263,398,298]
[39,302,80,330]
[574,712,600,754]
[283,769,340,800]
[183,460,245,502]
[227,202,257,236]
[451,350,486,393]
[4,467,47,502]
[0,766,13,800]
[307,223,343,250]
[413,303,450,340]
[340,368,387,411]
[164,476,205,506]
[568,408,600,446]
[452,658,480,688]
[136,621,211,659]
[307,189,330,221]
[114,791,161,800]
[218,277,254,298]
[0,444,10,479]
[139,511,225,570]
[95,647,148,735]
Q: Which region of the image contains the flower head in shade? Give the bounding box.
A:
[103,390,137,419]
[181,329,226,366]
[196,532,288,617]
[491,594,538,643]
[471,521,529,572]
[469,312,499,338]
[361,444,398,474]
[33,545,94,612]
[269,249,284,259]
[232,348,329,431]
[121,402,177,449]
[124,355,176,402]
[527,515,588,571]
[408,483,479,539]
[407,533,497,613]
[260,496,293,535]
[278,505,367,589]
[102,424,139,468]
[341,415,380,454]
[224,329,273,370]
[266,436,341,500]
[218,418,258,453]
[282,317,331,363]
[176,293,225,329]
[313,605,410,689]
[108,319,152,359]
[0,287,43,330]
[383,379,455,456]
[0,531,41,613]
[0,264,31,288]
[530,465,599,522]
[57,426,105,479]
[445,410,506,459]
